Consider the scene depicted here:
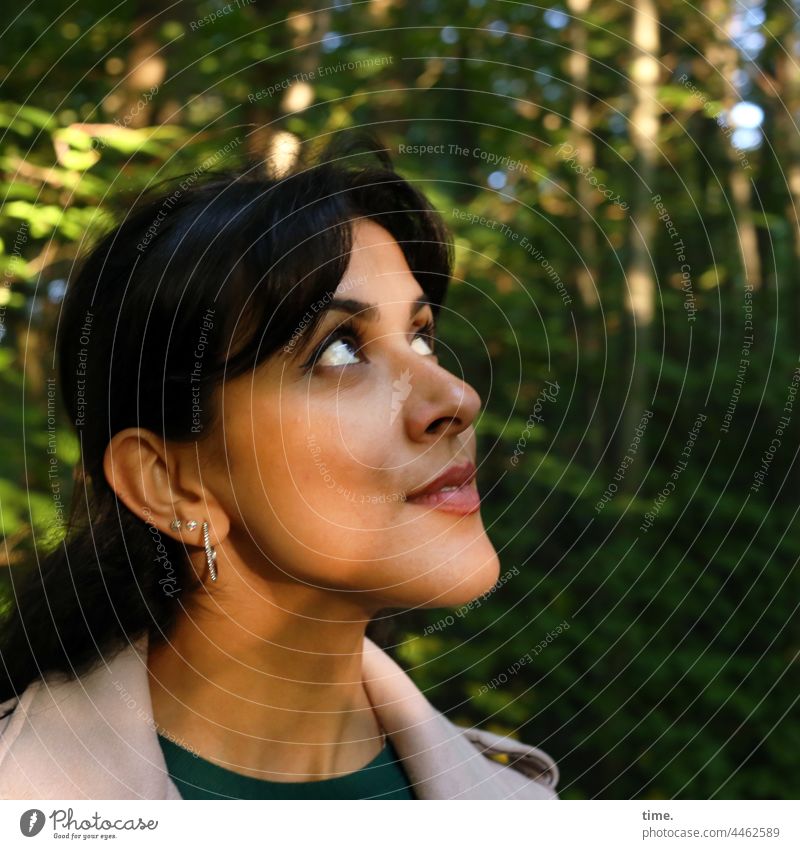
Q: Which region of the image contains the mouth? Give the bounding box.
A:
[405,460,481,516]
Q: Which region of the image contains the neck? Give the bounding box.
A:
[147,561,386,782]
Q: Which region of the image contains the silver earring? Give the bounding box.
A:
[202,520,217,582]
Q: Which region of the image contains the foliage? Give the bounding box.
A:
[1,0,798,799]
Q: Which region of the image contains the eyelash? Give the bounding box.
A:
[300,318,437,372]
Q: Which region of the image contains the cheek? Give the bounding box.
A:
[286,397,402,519]
[226,403,403,586]
[222,391,499,606]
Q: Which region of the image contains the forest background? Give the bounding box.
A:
[1,0,798,798]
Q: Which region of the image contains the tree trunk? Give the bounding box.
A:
[774,10,800,300]
[704,0,762,291]
[623,0,660,491]
[566,0,604,466]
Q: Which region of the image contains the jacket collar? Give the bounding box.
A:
[0,633,558,800]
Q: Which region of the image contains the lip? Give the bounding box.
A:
[405,460,480,515]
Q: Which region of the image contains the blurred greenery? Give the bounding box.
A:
[1,0,799,799]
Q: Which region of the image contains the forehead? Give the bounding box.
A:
[336,219,424,303]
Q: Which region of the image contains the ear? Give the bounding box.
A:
[102,427,230,550]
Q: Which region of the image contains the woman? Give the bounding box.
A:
[0,138,559,800]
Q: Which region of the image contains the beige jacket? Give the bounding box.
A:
[0,633,559,800]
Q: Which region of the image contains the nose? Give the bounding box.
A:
[401,357,482,442]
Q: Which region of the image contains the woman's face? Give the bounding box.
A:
[202,218,500,611]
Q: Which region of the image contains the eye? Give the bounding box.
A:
[410,320,436,357]
[301,317,438,372]
[316,334,363,368]
[301,319,365,371]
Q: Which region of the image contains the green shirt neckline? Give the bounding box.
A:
[157,732,416,800]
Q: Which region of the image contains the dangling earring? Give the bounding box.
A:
[202,520,218,582]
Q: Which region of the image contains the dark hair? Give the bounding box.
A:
[0,135,453,702]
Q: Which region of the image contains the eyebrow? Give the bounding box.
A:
[326,293,432,323]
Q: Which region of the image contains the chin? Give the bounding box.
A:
[399,538,502,610]
[439,545,502,607]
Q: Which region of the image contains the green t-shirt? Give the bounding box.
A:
[157,732,416,800]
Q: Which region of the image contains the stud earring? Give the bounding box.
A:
[202,520,217,582]
[170,518,199,532]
